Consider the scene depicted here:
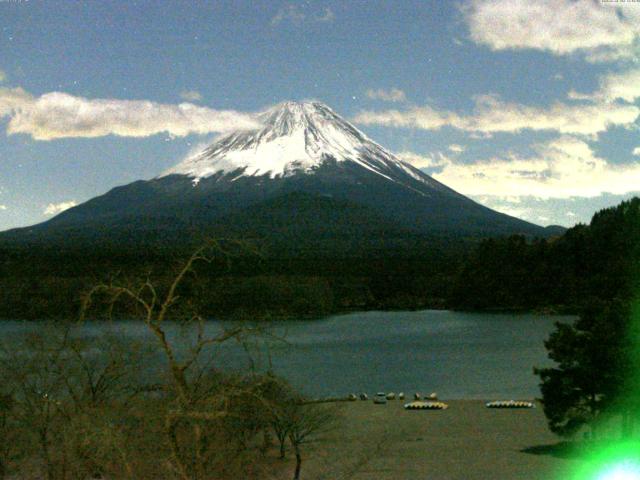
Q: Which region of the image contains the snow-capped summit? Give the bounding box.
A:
[162,101,440,192]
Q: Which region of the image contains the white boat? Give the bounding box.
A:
[373,392,387,404]
[485,400,534,409]
[404,401,448,410]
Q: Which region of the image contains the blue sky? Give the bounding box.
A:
[1,0,639,229]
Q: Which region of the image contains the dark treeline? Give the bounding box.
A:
[0,235,466,320]
[0,197,637,320]
[451,197,640,312]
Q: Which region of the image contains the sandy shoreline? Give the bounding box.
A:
[302,399,579,480]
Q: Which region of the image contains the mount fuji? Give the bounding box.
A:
[2,101,554,251]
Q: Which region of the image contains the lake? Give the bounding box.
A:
[0,310,571,399]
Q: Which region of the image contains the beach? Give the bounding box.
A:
[302,399,578,480]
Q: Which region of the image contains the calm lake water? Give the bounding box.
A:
[0,310,571,399]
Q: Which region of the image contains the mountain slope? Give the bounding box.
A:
[1,101,551,248]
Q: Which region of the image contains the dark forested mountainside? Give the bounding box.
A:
[0,198,636,320]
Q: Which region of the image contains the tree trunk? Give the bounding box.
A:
[622,410,630,439]
[194,422,205,480]
[40,428,54,480]
[621,408,635,439]
[261,429,272,454]
[165,416,191,480]
[293,444,302,480]
[590,394,598,440]
[279,440,286,459]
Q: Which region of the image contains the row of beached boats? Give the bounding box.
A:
[485,400,535,409]
[347,392,439,403]
[345,392,535,410]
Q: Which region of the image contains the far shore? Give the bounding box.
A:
[0,306,577,323]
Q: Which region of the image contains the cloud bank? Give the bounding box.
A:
[0,88,261,141]
[366,88,407,103]
[179,90,203,102]
[44,201,77,215]
[461,0,640,62]
[400,136,640,199]
[354,94,639,136]
[271,5,334,26]
[570,68,640,103]
[396,151,449,169]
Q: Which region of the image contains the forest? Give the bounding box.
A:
[0,197,637,321]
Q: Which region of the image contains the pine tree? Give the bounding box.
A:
[535,300,630,437]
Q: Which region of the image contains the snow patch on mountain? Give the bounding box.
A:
[161,101,443,192]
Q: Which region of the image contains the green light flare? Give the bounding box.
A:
[568,441,640,480]
[596,462,640,480]
[565,245,640,480]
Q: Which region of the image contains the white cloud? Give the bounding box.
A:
[0,205,7,211]
[179,90,203,102]
[569,68,640,103]
[396,150,451,169]
[354,105,458,130]
[461,0,640,62]
[448,144,465,153]
[496,206,528,218]
[469,131,493,140]
[366,88,407,103]
[634,147,640,156]
[0,87,31,117]
[0,88,261,141]
[271,5,306,25]
[354,95,639,137]
[475,195,522,204]
[472,196,530,219]
[472,193,640,226]
[44,201,77,215]
[431,136,640,199]
[271,4,335,26]
[465,95,639,136]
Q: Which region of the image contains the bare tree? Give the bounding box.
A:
[0,328,73,480]
[80,239,281,479]
[286,400,337,480]
[0,323,153,480]
[0,392,15,480]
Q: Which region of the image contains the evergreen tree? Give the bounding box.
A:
[535,300,630,437]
